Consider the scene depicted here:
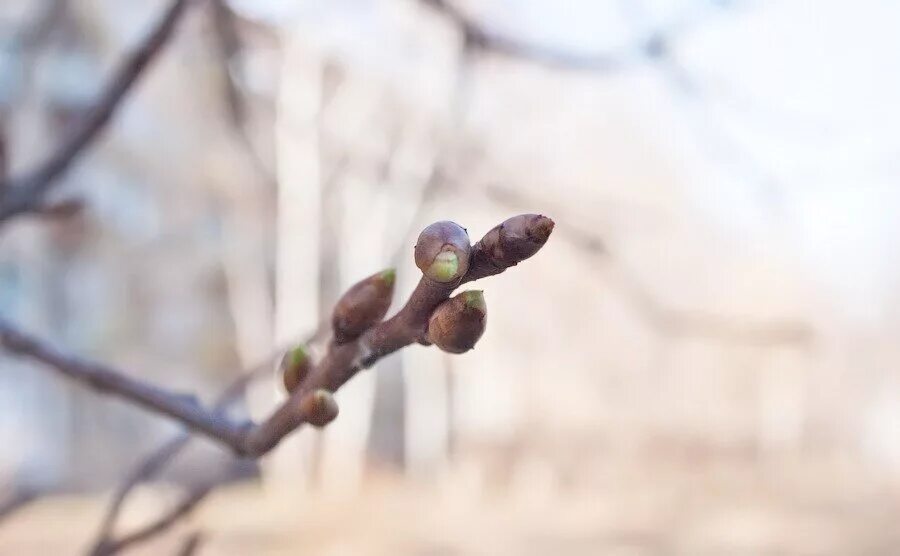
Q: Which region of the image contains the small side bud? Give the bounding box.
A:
[414,221,471,283]
[280,345,310,393]
[332,268,396,343]
[37,197,85,219]
[299,389,339,427]
[427,290,487,354]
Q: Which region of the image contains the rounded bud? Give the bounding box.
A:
[427,290,487,354]
[280,345,310,393]
[332,268,396,343]
[414,221,471,282]
[299,389,339,427]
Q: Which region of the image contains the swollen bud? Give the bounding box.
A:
[479,214,554,266]
[332,269,396,343]
[427,290,487,354]
[414,221,471,283]
[299,389,339,427]
[280,345,310,394]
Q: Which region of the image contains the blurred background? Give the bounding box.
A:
[1,0,900,554]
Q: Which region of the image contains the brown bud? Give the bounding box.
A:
[414,221,471,283]
[36,197,85,219]
[299,389,339,427]
[478,214,554,267]
[427,290,487,354]
[332,268,396,343]
[280,345,310,393]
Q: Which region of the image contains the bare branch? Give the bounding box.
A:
[175,532,205,556]
[0,318,251,452]
[419,0,688,72]
[90,474,226,556]
[0,487,41,526]
[0,0,195,224]
[90,325,329,551]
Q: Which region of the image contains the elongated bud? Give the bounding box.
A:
[299,389,339,427]
[414,221,471,282]
[427,290,487,353]
[280,345,310,393]
[480,214,553,265]
[332,269,396,343]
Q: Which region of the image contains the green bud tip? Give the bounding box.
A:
[379,268,396,287]
[290,345,307,367]
[463,290,486,311]
[428,250,459,282]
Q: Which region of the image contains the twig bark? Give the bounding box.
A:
[0,0,194,224]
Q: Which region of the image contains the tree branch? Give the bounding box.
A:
[419,0,688,72]
[0,214,553,459]
[89,470,231,556]
[89,325,329,553]
[0,0,195,224]
[0,319,252,452]
[175,532,205,556]
[0,487,41,526]
[241,214,554,455]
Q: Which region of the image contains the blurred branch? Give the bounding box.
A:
[90,366,264,551]
[0,487,41,526]
[419,0,696,72]
[208,0,274,184]
[89,465,237,556]
[175,532,205,556]
[0,318,252,451]
[0,0,195,224]
[90,324,329,554]
[5,0,67,57]
[483,184,813,346]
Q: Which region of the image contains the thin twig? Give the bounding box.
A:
[0,0,195,224]
[0,487,41,526]
[90,326,327,552]
[90,475,226,556]
[208,0,273,183]
[0,318,251,452]
[419,0,696,73]
[175,531,205,556]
